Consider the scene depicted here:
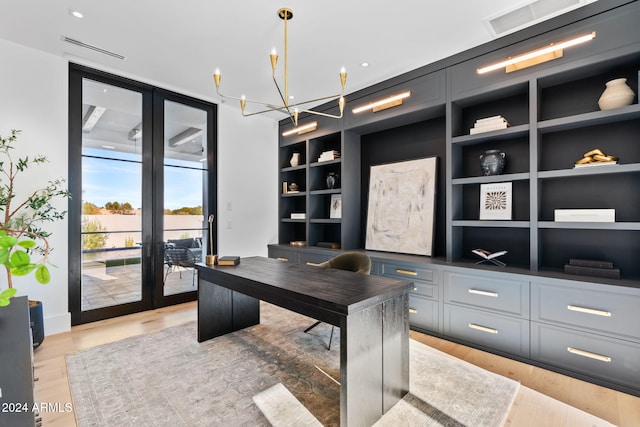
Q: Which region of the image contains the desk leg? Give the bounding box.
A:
[197,279,260,342]
[340,293,409,426]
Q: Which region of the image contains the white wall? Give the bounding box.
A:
[217,104,279,257]
[0,38,70,334]
[0,38,278,335]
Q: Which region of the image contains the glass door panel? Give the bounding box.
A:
[81,79,145,311]
[162,100,208,297]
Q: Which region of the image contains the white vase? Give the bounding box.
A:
[598,78,635,110]
[290,152,300,167]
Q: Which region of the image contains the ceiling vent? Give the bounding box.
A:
[63,36,126,60]
[486,0,590,37]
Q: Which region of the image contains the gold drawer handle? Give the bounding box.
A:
[567,305,611,317]
[468,289,498,298]
[468,323,498,334]
[276,257,288,262]
[408,308,417,314]
[567,347,611,363]
[396,269,417,276]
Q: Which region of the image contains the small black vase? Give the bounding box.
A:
[480,149,506,176]
[326,172,339,189]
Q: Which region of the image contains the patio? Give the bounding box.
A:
[81,249,197,311]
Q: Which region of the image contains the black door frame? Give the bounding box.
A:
[68,64,217,325]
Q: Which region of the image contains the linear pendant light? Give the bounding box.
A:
[477,32,596,74]
[213,8,346,127]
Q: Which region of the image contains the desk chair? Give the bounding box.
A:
[305,252,372,349]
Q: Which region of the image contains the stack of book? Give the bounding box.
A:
[217,256,240,266]
[290,212,306,220]
[318,150,340,162]
[470,115,509,135]
[564,258,620,279]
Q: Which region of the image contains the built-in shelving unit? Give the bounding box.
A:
[273,0,640,397]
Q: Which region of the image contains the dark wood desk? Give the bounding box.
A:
[196,256,410,427]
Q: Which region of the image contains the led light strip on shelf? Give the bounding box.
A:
[477,32,596,74]
[281,121,318,136]
[352,91,412,114]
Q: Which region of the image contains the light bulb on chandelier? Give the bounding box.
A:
[212,8,347,127]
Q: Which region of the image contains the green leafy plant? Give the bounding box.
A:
[0,129,70,306]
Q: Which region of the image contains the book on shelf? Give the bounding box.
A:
[470,115,509,134]
[290,212,306,220]
[318,150,340,162]
[317,241,341,249]
[472,249,507,266]
[574,161,618,168]
[569,258,615,269]
[554,209,615,222]
[564,264,620,279]
[217,256,240,266]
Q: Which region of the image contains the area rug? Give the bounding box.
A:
[66,302,519,426]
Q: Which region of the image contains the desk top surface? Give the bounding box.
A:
[197,256,411,315]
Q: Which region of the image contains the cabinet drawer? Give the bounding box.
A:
[300,252,333,266]
[444,272,529,317]
[381,263,439,284]
[409,282,438,300]
[531,282,640,342]
[444,305,530,358]
[409,294,439,333]
[531,322,640,393]
[268,246,299,263]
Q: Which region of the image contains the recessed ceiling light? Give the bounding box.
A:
[361,62,369,68]
[70,9,83,18]
[289,95,295,100]
[102,145,115,150]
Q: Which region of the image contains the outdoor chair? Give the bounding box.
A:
[164,245,198,286]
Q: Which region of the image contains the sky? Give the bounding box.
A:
[82,147,205,211]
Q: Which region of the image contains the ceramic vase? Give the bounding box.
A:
[290,152,300,167]
[480,149,506,176]
[326,172,339,189]
[598,78,635,110]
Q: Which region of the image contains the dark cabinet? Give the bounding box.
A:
[0,296,36,427]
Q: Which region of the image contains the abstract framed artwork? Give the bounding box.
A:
[479,182,512,220]
[365,157,437,256]
[329,194,342,219]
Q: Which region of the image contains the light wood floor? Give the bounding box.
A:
[34,301,640,426]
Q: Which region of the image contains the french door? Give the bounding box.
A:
[69,65,216,325]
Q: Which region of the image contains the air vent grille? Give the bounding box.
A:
[487,0,585,36]
[63,36,125,60]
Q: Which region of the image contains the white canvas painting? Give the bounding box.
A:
[365,157,437,256]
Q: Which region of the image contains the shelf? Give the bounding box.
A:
[310,159,341,167]
[310,218,341,224]
[451,124,530,146]
[281,165,306,172]
[310,189,341,195]
[538,103,640,134]
[281,218,306,223]
[538,163,640,178]
[452,172,530,185]
[281,192,305,197]
[538,221,640,230]
[452,220,531,228]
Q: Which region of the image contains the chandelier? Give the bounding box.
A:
[213,8,347,127]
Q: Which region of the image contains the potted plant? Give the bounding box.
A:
[0,129,69,347]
